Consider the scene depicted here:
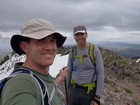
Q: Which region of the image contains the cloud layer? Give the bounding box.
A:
[0,0,140,43]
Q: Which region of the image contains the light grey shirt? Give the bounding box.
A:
[66,43,104,96]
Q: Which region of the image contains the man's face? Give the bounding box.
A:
[74,32,87,46]
[21,35,57,68]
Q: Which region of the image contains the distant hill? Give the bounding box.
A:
[0,39,139,59]
[0,38,12,59]
[95,41,140,58]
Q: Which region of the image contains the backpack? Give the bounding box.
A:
[0,68,56,105]
[70,44,97,94]
[71,44,96,71]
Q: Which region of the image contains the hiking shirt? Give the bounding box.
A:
[1,63,64,105]
[66,44,104,97]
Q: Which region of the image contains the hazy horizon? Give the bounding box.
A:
[0,36,140,59]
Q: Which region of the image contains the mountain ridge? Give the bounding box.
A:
[0,46,140,105]
[59,47,140,105]
[95,41,140,58]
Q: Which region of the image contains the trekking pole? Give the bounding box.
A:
[64,78,68,105]
[62,66,68,105]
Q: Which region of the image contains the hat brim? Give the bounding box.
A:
[10,33,66,55]
[74,30,86,35]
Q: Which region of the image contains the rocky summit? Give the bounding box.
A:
[58,47,140,105]
[0,47,140,105]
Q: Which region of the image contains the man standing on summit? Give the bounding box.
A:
[1,18,68,105]
[66,25,104,105]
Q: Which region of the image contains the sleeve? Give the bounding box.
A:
[1,75,41,105]
[94,46,104,96]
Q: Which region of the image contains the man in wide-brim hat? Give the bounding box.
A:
[1,18,68,105]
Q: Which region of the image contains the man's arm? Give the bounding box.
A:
[94,46,104,97]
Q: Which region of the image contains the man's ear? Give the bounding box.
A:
[85,33,88,38]
[19,41,28,53]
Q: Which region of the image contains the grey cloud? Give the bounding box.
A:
[0,0,140,33]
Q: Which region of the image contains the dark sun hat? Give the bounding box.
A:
[10,18,66,55]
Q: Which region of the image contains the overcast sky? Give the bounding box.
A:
[0,0,140,44]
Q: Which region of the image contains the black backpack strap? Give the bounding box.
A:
[71,46,77,72]
[32,73,49,105]
[11,68,50,105]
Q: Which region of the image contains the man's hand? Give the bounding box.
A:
[54,67,68,86]
[92,97,100,105]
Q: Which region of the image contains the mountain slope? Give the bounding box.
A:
[0,47,140,105]
[59,47,140,105]
[99,47,140,105]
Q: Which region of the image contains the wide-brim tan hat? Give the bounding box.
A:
[10,18,66,55]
